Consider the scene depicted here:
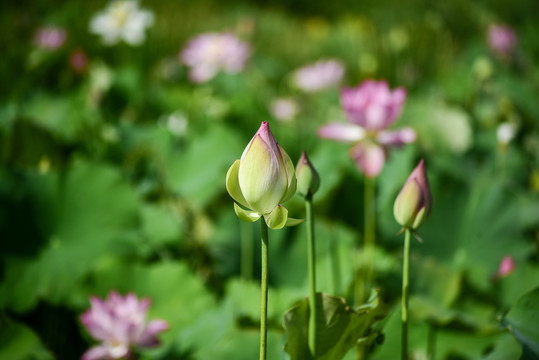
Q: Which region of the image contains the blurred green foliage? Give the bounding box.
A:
[1,0,539,359]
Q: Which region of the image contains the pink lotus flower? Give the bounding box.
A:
[180,32,250,83]
[497,255,516,278]
[293,59,344,92]
[488,24,517,57]
[318,80,415,177]
[80,291,168,360]
[35,26,67,50]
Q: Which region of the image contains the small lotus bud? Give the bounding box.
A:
[226,121,296,215]
[393,159,432,230]
[296,151,320,198]
[497,255,516,278]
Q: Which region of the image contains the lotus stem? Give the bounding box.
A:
[364,176,376,298]
[305,194,318,357]
[401,228,411,360]
[260,220,269,360]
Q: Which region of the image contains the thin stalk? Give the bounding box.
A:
[401,228,411,360]
[260,220,269,360]
[364,176,376,298]
[241,221,253,281]
[354,247,364,308]
[354,178,375,360]
[355,177,376,306]
[353,258,365,360]
[306,194,318,357]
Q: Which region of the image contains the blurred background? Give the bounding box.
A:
[1,0,538,359]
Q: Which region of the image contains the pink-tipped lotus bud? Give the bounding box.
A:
[393,159,432,230]
[497,255,516,278]
[226,121,296,215]
[296,151,320,198]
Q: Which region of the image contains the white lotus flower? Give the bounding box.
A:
[89,0,154,46]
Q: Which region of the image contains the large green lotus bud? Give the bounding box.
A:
[393,159,432,230]
[295,151,320,198]
[226,121,297,218]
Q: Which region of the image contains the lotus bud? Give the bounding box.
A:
[497,255,516,278]
[393,159,432,230]
[296,151,320,198]
[226,121,297,216]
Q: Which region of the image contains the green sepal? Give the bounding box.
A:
[264,205,289,229]
[412,230,424,243]
[279,144,297,203]
[393,179,422,228]
[412,206,427,230]
[234,202,261,223]
[226,160,250,208]
[285,217,305,227]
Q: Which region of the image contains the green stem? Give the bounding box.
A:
[354,178,375,360]
[354,248,364,308]
[355,177,376,307]
[241,221,253,281]
[260,220,269,360]
[364,176,376,298]
[306,195,318,358]
[354,346,364,360]
[402,228,411,360]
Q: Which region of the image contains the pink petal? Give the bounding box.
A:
[180,32,249,82]
[81,344,111,360]
[137,298,151,313]
[241,121,281,165]
[189,65,218,83]
[341,80,407,130]
[80,312,107,341]
[318,123,366,143]
[399,159,432,215]
[350,142,386,178]
[391,87,407,104]
[136,320,169,347]
[365,105,388,130]
[385,87,407,128]
[377,127,416,147]
[107,291,122,306]
[293,59,344,92]
[81,298,113,341]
